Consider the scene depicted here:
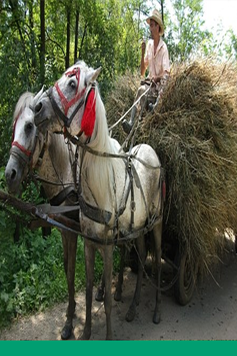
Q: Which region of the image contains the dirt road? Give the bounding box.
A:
[1,238,237,341]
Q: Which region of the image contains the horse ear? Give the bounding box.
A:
[33,86,44,106]
[86,67,102,85]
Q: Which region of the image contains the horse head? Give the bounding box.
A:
[34,61,102,142]
[5,88,45,194]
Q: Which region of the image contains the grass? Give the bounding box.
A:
[0,215,120,330]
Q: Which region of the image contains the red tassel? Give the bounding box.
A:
[81,89,96,137]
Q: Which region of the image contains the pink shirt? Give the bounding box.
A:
[144,38,170,79]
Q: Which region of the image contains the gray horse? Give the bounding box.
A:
[5,91,78,340]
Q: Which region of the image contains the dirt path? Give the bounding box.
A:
[1,239,237,341]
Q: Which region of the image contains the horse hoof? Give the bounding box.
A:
[114,290,122,301]
[153,312,161,324]
[125,307,136,322]
[61,324,73,340]
[95,288,104,302]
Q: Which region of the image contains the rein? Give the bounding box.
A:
[108,83,152,132]
[63,128,161,171]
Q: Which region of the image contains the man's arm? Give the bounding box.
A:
[140,40,147,76]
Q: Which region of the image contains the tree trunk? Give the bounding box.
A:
[66,7,71,69]
[40,0,45,86]
[29,0,37,77]
[160,0,164,25]
[74,10,79,63]
[9,0,29,69]
[78,23,87,60]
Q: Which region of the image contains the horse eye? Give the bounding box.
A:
[69,80,76,90]
[25,122,34,133]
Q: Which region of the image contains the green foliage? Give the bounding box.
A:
[223,29,237,60]
[0,223,81,327]
[165,0,210,61]
[0,229,68,328]
[0,0,152,167]
[0,224,120,329]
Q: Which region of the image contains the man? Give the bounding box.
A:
[122,9,170,134]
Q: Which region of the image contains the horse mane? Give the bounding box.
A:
[82,84,122,205]
[13,92,34,124]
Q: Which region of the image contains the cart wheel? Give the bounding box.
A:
[174,248,198,306]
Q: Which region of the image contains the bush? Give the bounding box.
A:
[0,215,120,329]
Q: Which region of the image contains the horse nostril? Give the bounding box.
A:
[10,169,16,180]
[35,102,42,113]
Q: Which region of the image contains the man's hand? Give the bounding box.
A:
[151,76,161,84]
[140,78,151,86]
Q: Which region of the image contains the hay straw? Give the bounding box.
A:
[141,59,237,269]
[105,58,237,273]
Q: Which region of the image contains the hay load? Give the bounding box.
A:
[106,72,140,142]
[141,59,237,268]
[106,59,237,271]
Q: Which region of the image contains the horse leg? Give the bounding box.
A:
[114,245,125,301]
[103,245,114,340]
[61,231,78,340]
[96,245,125,303]
[95,271,105,302]
[125,235,146,322]
[152,221,162,324]
[80,242,95,340]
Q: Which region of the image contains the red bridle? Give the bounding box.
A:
[50,66,96,137]
[11,111,36,165]
[11,141,32,158]
[54,67,86,116]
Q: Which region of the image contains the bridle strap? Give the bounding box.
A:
[11,127,46,168]
[49,66,87,128]
[55,82,86,116]
[47,83,94,129]
[47,87,71,127]
[10,145,32,164]
[11,107,39,167]
[12,141,31,157]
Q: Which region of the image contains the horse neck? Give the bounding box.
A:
[38,133,74,199]
[87,88,111,151]
[81,94,123,208]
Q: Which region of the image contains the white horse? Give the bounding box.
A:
[5,91,79,340]
[34,61,164,340]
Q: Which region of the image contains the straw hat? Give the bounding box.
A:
[146,9,164,36]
